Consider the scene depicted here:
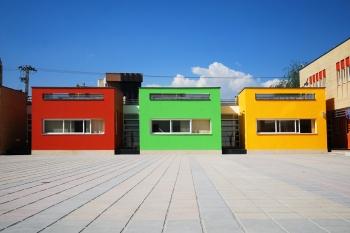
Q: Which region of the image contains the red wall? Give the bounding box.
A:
[0,87,27,154]
[32,87,117,151]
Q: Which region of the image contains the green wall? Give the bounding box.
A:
[139,87,222,150]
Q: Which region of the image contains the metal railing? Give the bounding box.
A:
[221,99,237,106]
[123,99,139,105]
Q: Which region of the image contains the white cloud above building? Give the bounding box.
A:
[148,62,279,99]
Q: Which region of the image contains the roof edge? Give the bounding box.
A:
[237,87,326,95]
[300,36,350,71]
[32,86,115,89]
[140,87,221,89]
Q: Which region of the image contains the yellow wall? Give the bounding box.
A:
[238,88,327,151]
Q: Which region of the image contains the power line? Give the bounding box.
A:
[3,65,286,80]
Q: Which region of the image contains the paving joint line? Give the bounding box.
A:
[213,159,332,233]
[192,157,246,233]
[161,156,181,233]
[0,157,135,204]
[119,156,177,233]
[0,159,118,191]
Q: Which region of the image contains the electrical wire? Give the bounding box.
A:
[3,66,286,80]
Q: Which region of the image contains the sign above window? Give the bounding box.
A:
[150,93,210,101]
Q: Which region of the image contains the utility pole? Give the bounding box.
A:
[18,65,37,100]
[18,65,36,154]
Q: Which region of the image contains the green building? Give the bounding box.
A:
[139,87,222,154]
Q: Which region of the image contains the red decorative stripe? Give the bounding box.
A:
[336,62,340,71]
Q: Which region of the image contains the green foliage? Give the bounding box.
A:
[271,62,307,88]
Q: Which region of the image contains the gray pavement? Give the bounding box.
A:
[0,153,350,232]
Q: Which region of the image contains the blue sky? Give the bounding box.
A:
[0,0,349,97]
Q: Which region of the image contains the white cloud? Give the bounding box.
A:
[171,62,255,99]
[261,78,281,87]
[147,61,280,99]
[145,83,162,87]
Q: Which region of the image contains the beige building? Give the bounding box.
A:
[299,37,350,149]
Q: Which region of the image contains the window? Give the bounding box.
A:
[150,93,210,101]
[63,120,84,133]
[43,93,104,100]
[44,120,63,133]
[336,57,350,96]
[152,120,170,133]
[278,120,295,133]
[192,120,211,133]
[91,120,105,133]
[172,120,190,133]
[257,119,316,134]
[300,119,315,133]
[151,119,211,134]
[257,120,275,133]
[43,119,104,134]
[255,93,315,100]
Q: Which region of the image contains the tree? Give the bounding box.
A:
[271,62,307,88]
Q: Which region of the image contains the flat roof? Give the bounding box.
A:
[0,85,24,93]
[300,37,350,71]
[140,87,220,89]
[237,87,325,95]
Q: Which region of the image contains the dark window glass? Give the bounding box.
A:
[44,121,63,133]
[84,120,91,133]
[257,120,275,133]
[300,120,313,133]
[43,93,104,100]
[255,93,315,100]
[150,93,210,100]
[70,120,84,133]
[152,121,170,133]
[278,120,295,132]
[172,120,190,133]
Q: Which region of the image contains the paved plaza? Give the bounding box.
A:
[0,153,350,233]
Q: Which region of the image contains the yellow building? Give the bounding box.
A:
[237,87,327,152]
[299,38,350,149]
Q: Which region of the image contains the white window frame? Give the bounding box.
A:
[256,119,316,134]
[151,119,211,135]
[43,119,105,135]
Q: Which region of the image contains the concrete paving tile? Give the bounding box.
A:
[239,219,287,233]
[123,220,163,233]
[1,154,350,232]
[276,219,331,233]
[164,220,202,233]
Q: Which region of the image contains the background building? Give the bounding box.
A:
[98,73,142,153]
[31,87,121,155]
[0,86,27,154]
[139,87,222,154]
[238,87,327,152]
[299,38,350,149]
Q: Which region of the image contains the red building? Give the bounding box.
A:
[32,87,122,155]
